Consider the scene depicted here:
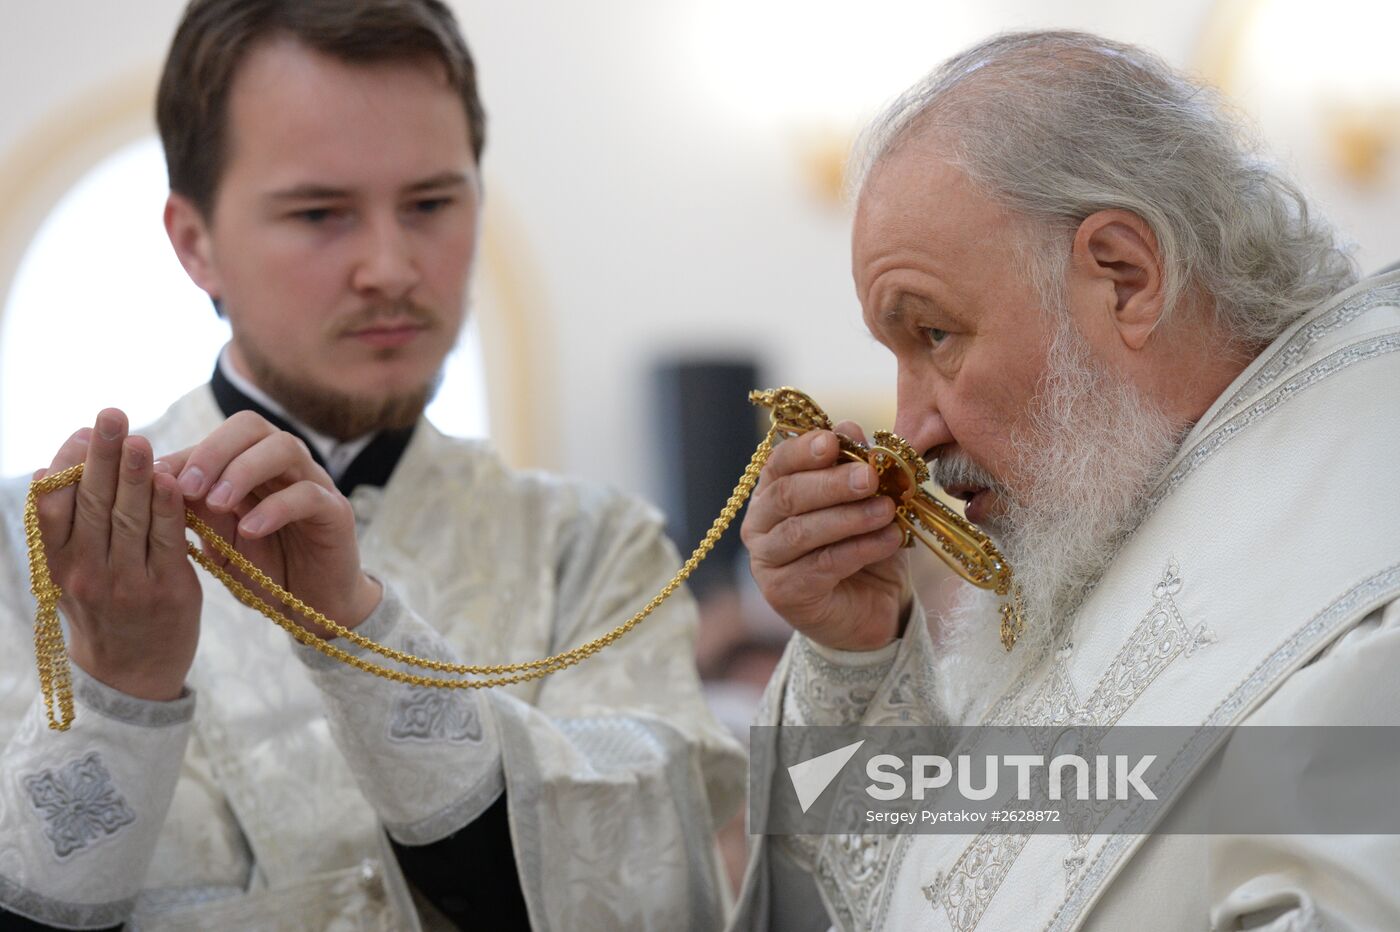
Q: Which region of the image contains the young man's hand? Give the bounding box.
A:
[34,410,201,701]
[164,411,381,640]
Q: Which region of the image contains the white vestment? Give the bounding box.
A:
[732,269,1400,931]
[0,386,746,930]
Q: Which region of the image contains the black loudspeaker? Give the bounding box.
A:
[651,358,763,599]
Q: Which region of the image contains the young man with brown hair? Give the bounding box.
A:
[0,3,743,929]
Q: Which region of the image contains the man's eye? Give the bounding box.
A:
[293,207,337,224]
[411,198,452,215]
[922,327,950,346]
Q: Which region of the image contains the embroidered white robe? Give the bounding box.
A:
[0,387,746,930]
[732,269,1400,931]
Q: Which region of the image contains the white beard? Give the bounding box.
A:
[927,317,1183,723]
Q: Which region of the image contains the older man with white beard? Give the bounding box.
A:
[731,30,1400,932]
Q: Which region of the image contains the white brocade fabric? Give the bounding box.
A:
[0,388,745,930]
[732,270,1400,932]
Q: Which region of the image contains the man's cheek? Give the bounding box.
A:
[951,406,1010,453]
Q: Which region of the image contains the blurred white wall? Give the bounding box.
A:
[1,0,1396,506]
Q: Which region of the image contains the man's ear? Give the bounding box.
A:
[1070,209,1165,350]
[164,192,222,300]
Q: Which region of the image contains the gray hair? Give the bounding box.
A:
[851,31,1358,344]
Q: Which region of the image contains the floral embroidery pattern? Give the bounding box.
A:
[388,689,483,744]
[785,638,897,728]
[386,633,484,744]
[23,752,136,860]
[932,560,1209,931]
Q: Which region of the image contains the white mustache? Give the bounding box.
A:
[930,449,1003,495]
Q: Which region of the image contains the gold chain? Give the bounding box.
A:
[25,386,1026,733]
[25,428,777,731]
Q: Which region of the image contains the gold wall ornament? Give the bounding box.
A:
[748,387,1025,650]
[25,386,1020,732]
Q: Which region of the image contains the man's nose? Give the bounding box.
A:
[893,387,953,462]
[351,214,420,300]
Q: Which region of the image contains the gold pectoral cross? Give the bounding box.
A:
[749,387,1025,650]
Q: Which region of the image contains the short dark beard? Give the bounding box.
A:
[239,339,442,440]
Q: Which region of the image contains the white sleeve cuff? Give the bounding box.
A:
[781,633,901,727]
[292,582,505,845]
[803,635,901,668]
[0,665,193,928]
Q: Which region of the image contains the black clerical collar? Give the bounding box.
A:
[209,362,416,498]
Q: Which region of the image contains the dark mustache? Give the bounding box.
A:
[338,303,437,333]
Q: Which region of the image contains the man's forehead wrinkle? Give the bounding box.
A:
[880,303,906,330]
[861,255,942,322]
[855,143,998,321]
